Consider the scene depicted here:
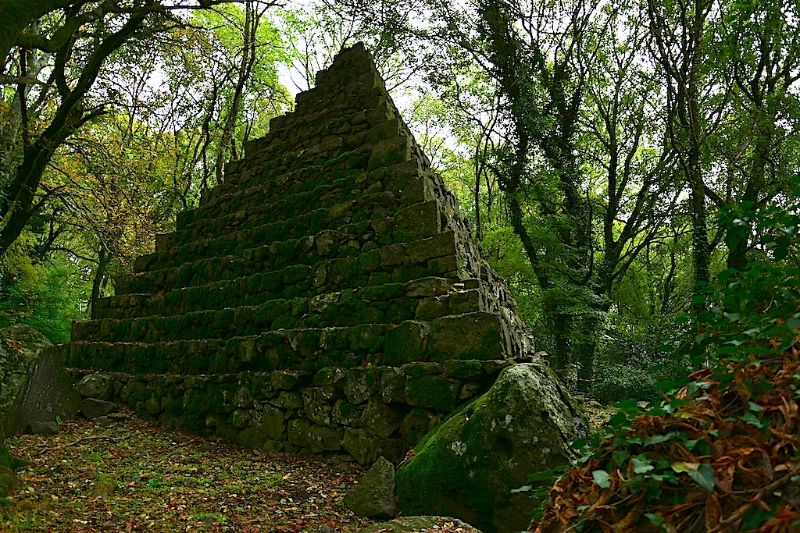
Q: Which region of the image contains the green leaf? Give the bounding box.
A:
[592,470,611,489]
[644,432,678,446]
[645,513,665,526]
[742,411,764,428]
[671,461,699,473]
[748,401,764,412]
[612,450,629,467]
[724,312,740,322]
[632,456,654,474]
[687,464,716,491]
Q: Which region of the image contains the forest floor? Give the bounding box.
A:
[0,411,375,532]
[1,405,615,532]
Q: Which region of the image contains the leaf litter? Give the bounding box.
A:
[1,411,377,532]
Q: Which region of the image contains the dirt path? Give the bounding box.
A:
[1,411,374,532]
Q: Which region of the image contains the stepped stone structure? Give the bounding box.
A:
[53,43,567,465]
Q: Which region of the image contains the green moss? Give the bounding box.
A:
[383,322,426,365]
[443,360,485,379]
[405,375,459,412]
[395,395,494,529]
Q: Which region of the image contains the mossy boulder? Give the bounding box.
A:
[0,442,22,498]
[76,373,114,401]
[395,363,587,533]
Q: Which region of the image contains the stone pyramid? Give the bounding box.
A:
[57,43,546,464]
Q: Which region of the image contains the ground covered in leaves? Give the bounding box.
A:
[1,411,377,532]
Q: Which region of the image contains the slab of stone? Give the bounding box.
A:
[81,398,118,419]
[0,464,15,497]
[5,349,80,435]
[395,363,588,533]
[343,456,397,518]
[0,325,52,428]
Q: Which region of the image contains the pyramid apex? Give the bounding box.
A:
[313,41,381,90]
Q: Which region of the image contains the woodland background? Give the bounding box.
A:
[0,0,798,405]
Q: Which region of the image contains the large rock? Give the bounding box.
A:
[395,363,587,533]
[0,325,53,427]
[5,348,81,435]
[344,456,398,518]
[76,373,114,401]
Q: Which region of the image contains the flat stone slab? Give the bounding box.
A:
[5,349,80,435]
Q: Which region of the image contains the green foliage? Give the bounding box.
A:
[535,187,800,529]
[591,320,689,403]
[0,244,87,343]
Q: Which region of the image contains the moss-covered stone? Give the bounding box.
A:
[404,375,459,413]
[0,446,17,498]
[357,516,480,533]
[287,419,342,452]
[361,400,403,438]
[427,313,509,361]
[398,408,438,444]
[332,400,363,427]
[382,322,427,365]
[395,363,588,533]
[343,457,397,518]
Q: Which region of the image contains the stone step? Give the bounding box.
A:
[159,186,422,254]
[132,202,444,294]
[64,312,512,375]
[180,137,418,232]
[234,112,402,185]
[99,262,480,320]
[177,172,366,238]
[115,224,465,308]
[77,282,482,342]
[179,160,427,240]
[139,193,441,273]
[200,104,406,204]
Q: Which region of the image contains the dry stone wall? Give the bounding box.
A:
[54,43,545,464]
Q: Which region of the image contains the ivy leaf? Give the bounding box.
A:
[612,450,629,467]
[742,411,764,428]
[687,464,716,491]
[592,470,611,488]
[632,456,654,474]
[723,312,740,322]
[645,513,665,526]
[644,432,678,446]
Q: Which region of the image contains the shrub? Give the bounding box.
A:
[531,261,800,531]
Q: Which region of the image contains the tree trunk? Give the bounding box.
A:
[90,246,109,317]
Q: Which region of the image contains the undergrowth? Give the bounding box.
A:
[531,259,800,531]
